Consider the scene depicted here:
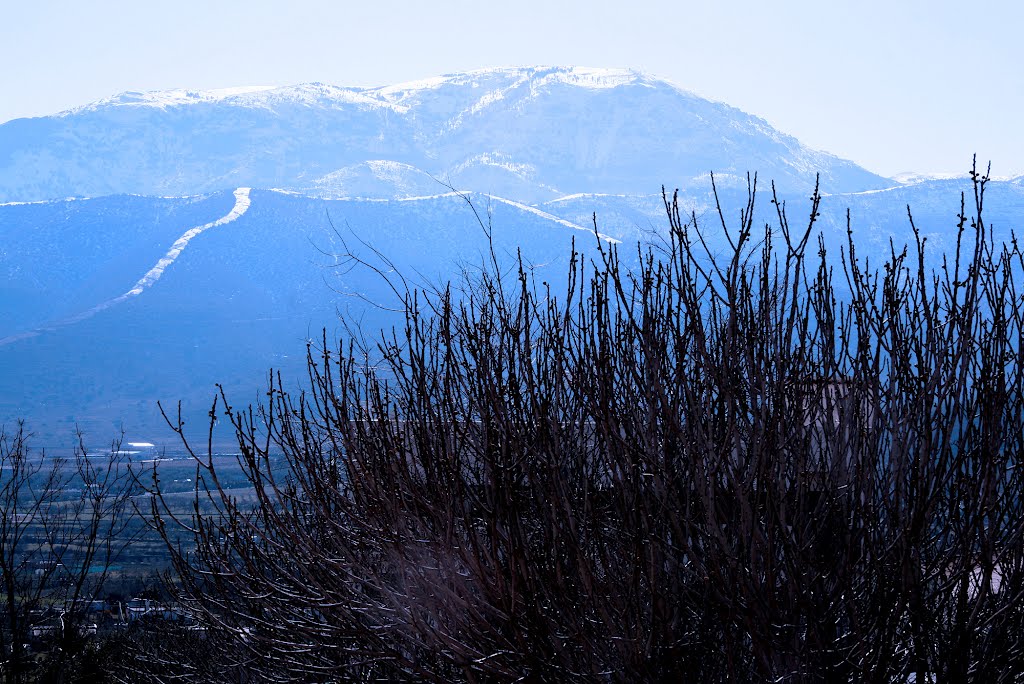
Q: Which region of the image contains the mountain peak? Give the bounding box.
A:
[66,85,280,113]
[373,65,656,92]
[59,66,674,117]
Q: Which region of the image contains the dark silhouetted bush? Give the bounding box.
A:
[146,161,1024,682]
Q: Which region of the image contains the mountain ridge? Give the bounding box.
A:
[54,67,699,117]
[0,66,891,204]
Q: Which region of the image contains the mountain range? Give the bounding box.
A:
[0,66,890,203]
[1,66,1020,446]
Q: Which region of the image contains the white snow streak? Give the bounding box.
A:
[0,188,251,347]
[485,195,620,244]
[0,197,92,207]
[545,192,635,204]
[122,187,250,297]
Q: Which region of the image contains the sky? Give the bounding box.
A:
[2,0,1022,178]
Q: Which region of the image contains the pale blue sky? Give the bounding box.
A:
[2,0,1021,177]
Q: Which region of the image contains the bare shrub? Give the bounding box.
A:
[147,160,1024,682]
[0,425,137,683]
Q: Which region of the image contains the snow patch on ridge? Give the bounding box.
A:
[0,196,93,207]
[546,192,637,204]
[68,86,277,112]
[65,83,408,116]
[394,191,468,202]
[893,171,967,184]
[262,84,409,112]
[893,171,1016,185]
[310,160,444,199]
[372,66,668,109]
[365,160,424,182]
[533,66,654,90]
[454,153,536,179]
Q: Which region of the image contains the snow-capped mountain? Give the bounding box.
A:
[0,66,890,203]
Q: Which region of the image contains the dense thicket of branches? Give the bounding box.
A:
[144,163,1024,682]
[0,425,136,684]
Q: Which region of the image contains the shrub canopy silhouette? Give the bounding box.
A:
[145,160,1024,682]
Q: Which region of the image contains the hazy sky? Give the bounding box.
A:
[2,0,1021,178]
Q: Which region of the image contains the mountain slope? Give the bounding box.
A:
[0,189,619,444]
